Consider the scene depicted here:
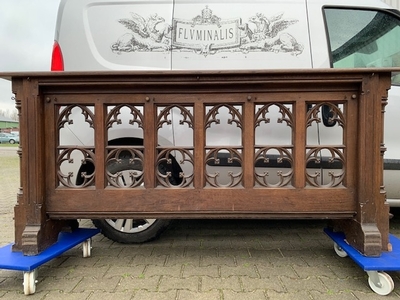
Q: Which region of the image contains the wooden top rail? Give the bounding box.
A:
[1,69,394,256]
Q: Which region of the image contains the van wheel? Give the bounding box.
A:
[92,219,171,243]
[76,139,182,243]
[76,160,175,243]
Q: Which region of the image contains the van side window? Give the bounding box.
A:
[324,8,400,85]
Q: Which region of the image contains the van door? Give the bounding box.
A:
[322,6,400,156]
[314,4,400,200]
[171,0,311,70]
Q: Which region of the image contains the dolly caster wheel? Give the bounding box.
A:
[82,238,92,258]
[23,269,38,295]
[333,242,348,258]
[367,271,394,296]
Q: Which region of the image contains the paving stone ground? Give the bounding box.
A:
[1,146,400,299]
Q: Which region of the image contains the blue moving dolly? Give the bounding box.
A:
[0,228,100,295]
[324,228,400,296]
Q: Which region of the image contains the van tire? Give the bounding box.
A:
[75,138,182,243]
[89,157,180,243]
[92,219,171,244]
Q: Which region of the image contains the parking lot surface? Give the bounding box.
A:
[1,146,400,299]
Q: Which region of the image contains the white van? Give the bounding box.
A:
[52,0,400,243]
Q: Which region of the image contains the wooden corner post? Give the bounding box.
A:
[12,77,77,255]
[331,72,391,256]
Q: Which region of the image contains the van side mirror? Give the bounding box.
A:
[322,104,337,127]
[307,104,337,127]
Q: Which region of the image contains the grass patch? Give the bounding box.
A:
[0,143,19,148]
[0,153,19,170]
[0,153,19,205]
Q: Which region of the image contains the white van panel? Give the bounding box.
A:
[56,0,393,71]
[383,0,400,10]
[85,0,173,70]
[58,0,313,71]
[171,0,311,70]
[386,86,400,159]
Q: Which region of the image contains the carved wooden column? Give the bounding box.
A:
[331,72,391,256]
[11,77,76,255]
[11,78,25,252]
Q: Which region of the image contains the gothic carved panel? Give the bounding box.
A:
[156,148,194,187]
[106,148,144,188]
[254,147,293,187]
[106,105,145,188]
[57,105,95,188]
[57,148,95,188]
[156,105,194,187]
[306,102,346,187]
[255,103,294,187]
[305,147,345,187]
[205,104,243,187]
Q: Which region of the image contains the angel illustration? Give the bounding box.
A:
[111,13,172,52]
[240,12,304,55]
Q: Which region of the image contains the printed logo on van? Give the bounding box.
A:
[111,6,304,57]
[173,6,241,51]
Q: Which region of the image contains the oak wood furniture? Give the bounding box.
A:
[2,69,393,256]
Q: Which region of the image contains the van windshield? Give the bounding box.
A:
[324,8,400,85]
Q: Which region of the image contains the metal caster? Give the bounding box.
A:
[367,271,394,296]
[333,242,348,258]
[23,269,38,295]
[82,238,92,258]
